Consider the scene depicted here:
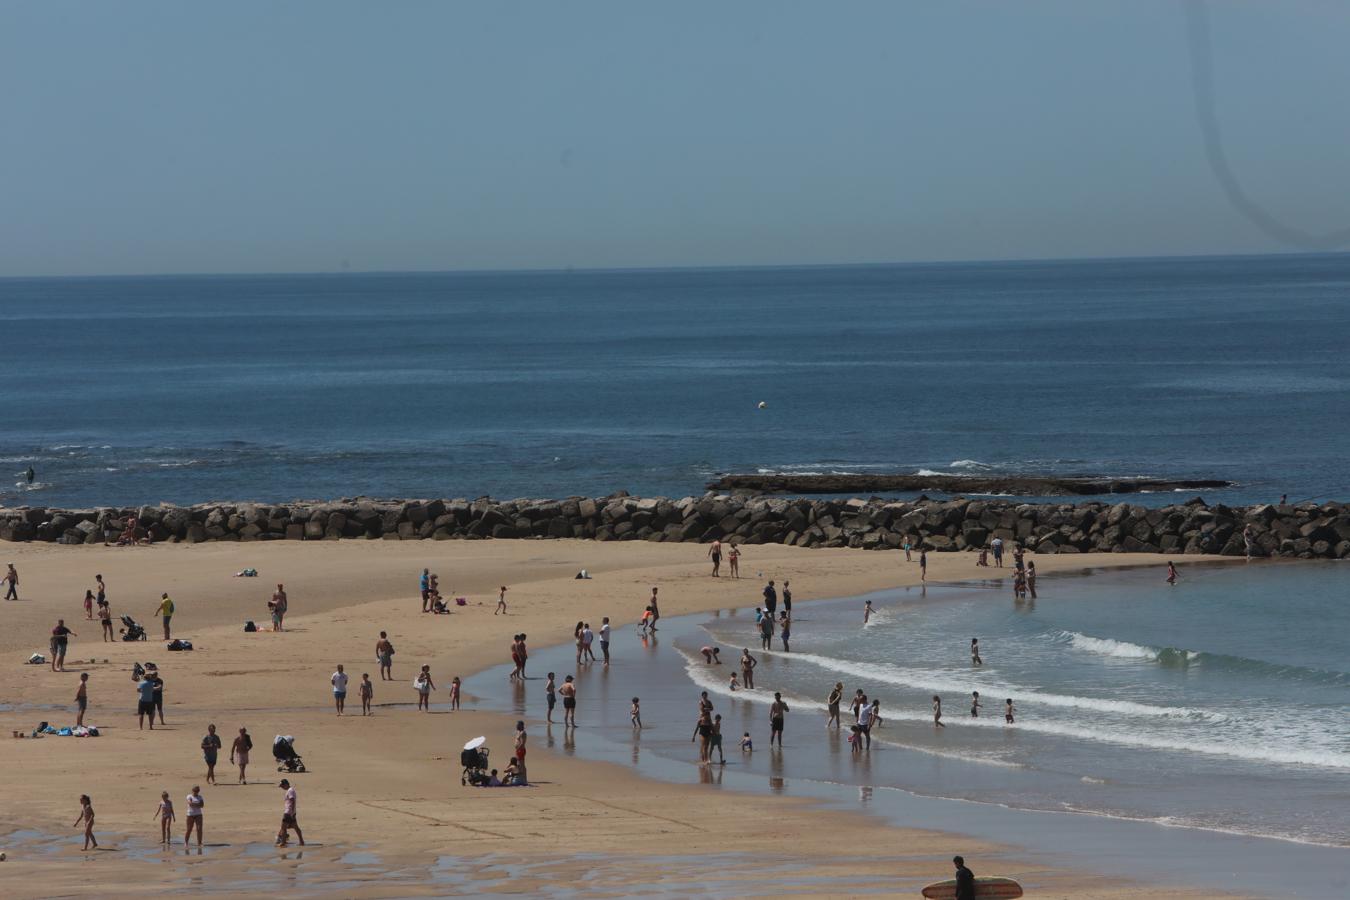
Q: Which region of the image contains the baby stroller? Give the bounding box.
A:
[273,735,307,773]
[461,738,490,786]
[120,615,147,642]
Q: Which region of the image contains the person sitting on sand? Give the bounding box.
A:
[700,646,721,664]
[503,758,527,785]
[487,769,502,787]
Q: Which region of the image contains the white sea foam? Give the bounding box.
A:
[949,459,994,470]
[1060,631,1161,661]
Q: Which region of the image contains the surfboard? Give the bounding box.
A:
[921,876,1023,899]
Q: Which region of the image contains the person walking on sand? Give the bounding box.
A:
[599,617,611,665]
[98,598,114,642]
[971,691,981,717]
[5,563,19,601]
[153,791,175,844]
[415,666,435,711]
[728,543,741,578]
[331,664,348,716]
[51,619,75,671]
[933,695,945,727]
[740,649,757,689]
[545,672,557,723]
[230,727,252,783]
[420,568,431,613]
[73,794,97,850]
[769,692,789,747]
[515,634,528,679]
[75,672,89,726]
[269,584,287,632]
[154,593,175,641]
[184,785,204,848]
[83,589,94,620]
[762,580,777,616]
[360,673,374,715]
[201,724,222,784]
[953,856,976,900]
[1167,561,1179,585]
[514,720,527,765]
[827,682,843,728]
[495,585,508,615]
[851,689,866,723]
[375,631,394,681]
[708,539,722,577]
[919,548,928,581]
[136,672,156,730]
[517,634,529,678]
[971,638,982,667]
[711,714,726,764]
[276,779,304,847]
[559,675,577,727]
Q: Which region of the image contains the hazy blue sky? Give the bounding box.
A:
[3,1,1349,276]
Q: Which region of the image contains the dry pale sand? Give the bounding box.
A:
[0,539,1237,898]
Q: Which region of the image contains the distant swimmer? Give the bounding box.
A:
[863,599,874,623]
[971,638,982,667]
[1166,561,1179,585]
[25,466,35,485]
[971,691,981,717]
[932,695,945,727]
[1004,698,1015,724]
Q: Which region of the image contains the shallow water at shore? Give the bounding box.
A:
[465,563,1349,896]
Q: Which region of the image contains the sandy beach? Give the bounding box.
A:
[0,538,1244,898]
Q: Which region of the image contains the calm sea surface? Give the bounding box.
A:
[2,254,1349,507]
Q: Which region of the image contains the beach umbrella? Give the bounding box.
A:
[463,736,486,751]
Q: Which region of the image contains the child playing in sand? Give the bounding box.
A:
[728,672,739,692]
[360,673,373,716]
[153,791,175,844]
[700,646,721,664]
[740,732,753,752]
[495,586,508,615]
[933,695,945,727]
[73,794,97,850]
[631,696,642,729]
[448,676,461,710]
[639,606,654,635]
[1005,698,1015,724]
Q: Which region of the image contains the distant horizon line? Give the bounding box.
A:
[1,248,1344,282]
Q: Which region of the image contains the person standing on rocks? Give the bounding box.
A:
[708,539,722,577]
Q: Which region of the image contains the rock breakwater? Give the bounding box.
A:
[3,495,1348,559]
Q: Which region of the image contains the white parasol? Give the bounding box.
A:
[463,736,486,751]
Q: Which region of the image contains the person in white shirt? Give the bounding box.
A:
[599,617,612,665]
[276,779,303,846]
[184,785,204,848]
[581,624,595,662]
[858,700,875,749]
[331,664,349,716]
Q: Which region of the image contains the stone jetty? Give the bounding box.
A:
[2,494,1347,559]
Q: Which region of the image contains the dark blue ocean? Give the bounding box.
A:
[3,254,1349,508]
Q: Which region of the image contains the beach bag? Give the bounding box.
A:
[167,639,193,651]
[27,653,45,665]
[243,620,257,632]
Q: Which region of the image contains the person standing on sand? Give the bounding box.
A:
[51,619,75,671]
[545,672,557,723]
[762,580,777,617]
[83,589,94,620]
[740,649,757,689]
[904,537,913,562]
[5,563,19,601]
[276,779,304,847]
[360,673,374,715]
[1243,524,1256,561]
[495,585,508,615]
[154,593,174,641]
[375,631,394,680]
[420,568,430,613]
[769,692,788,747]
[518,634,529,677]
[919,548,928,581]
[75,672,89,726]
[953,856,976,900]
[857,697,874,749]
[711,714,726,764]
[514,720,527,764]
[851,690,866,723]
[201,724,222,783]
[728,544,741,578]
[151,670,166,725]
[184,786,204,848]
[153,791,175,845]
[98,599,114,641]
[415,666,435,711]
[136,673,156,729]
[73,794,97,850]
[230,727,252,783]
[933,695,945,727]
[708,539,722,577]
[95,574,106,606]
[331,664,348,716]
[599,617,611,665]
[991,537,1004,567]
[971,638,982,667]
[826,682,843,728]
[513,634,526,679]
[559,675,577,727]
[581,623,595,662]
[269,584,287,632]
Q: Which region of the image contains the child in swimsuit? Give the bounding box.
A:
[631,697,642,729]
[448,676,461,710]
[153,791,175,844]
